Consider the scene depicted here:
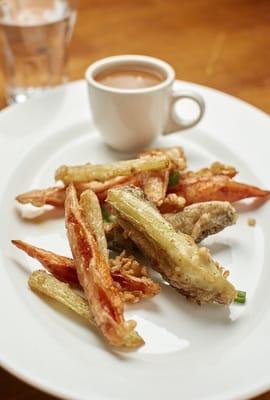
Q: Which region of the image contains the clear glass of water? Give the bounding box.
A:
[0,0,77,104]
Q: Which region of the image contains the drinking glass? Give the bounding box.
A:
[0,0,77,104]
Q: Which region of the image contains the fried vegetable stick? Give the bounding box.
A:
[79,189,160,302]
[16,176,130,208]
[79,190,108,262]
[170,175,270,205]
[12,239,159,303]
[106,200,236,249]
[29,270,91,320]
[164,201,237,243]
[29,270,143,347]
[65,184,141,347]
[107,185,237,305]
[56,154,170,184]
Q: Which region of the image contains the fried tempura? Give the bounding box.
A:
[56,154,170,184]
[29,270,143,347]
[108,185,237,305]
[12,239,159,303]
[164,201,237,242]
[16,176,130,208]
[171,175,270,205]
[65,184,141,347]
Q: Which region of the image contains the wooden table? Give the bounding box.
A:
[0,0,269,399]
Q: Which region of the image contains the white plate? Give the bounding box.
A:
[0,80,270,400]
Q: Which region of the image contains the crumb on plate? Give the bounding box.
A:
[247,217,256,227]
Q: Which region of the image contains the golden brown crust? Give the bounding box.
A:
[12,239,159,304]
[140,170,169,206]
[29,270,143,347]
[65,184,140,347]
[56,155,170,184]
[164,201,237,243]
[159,194,186,213]
[108,185,237,305]
[170,175,270,204]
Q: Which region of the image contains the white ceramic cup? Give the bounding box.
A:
[85,55,205,152]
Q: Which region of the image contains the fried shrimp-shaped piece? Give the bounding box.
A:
[65,184,142,347]
[16,176,130,208]
[16,186,66,208]
[12,240,159,303]
[12,239,78,284]
[171,175,270,205]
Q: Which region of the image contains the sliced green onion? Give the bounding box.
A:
[234,290,246,304]
[101,205,116,223]
[101,206,112,223]
[168,170,180,188]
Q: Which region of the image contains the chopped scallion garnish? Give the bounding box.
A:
[168,170,180,188]
[234,290,246,304]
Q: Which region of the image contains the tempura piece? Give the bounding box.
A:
[12,239,78,285]
[182,162,238,180]
[164,201,237,243]
[56,154,170,184]
[110,251,160,303]
[107,185,237,305]
[105,222,136,253]
[139,147,186,170]
[171,175,270,204]
[208,162,237,178]
[138,147,186,205]
[29,270,92,320]
[29,270,143,347]
[77,176,130,193]
[79,189,160,302]
[16,176,130,208]
[16,186,66,208]
[80,190,108,262]
[106,201,237,247]
[12,239,159,303]
[65,184,141,347]
[159,194,186,213]
[141,170,169,206]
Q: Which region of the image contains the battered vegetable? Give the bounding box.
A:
[108,185,237,305]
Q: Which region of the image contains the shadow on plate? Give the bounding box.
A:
[160,281,232,326]
[15,207,65,224]
[234,196,270,213]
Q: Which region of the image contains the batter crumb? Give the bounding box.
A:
[248,217,256,227]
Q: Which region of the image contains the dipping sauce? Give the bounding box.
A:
[95,65,164,89]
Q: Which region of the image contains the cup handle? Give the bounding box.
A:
[164,89,205,134]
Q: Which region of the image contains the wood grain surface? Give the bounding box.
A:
[0,0,269,399]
